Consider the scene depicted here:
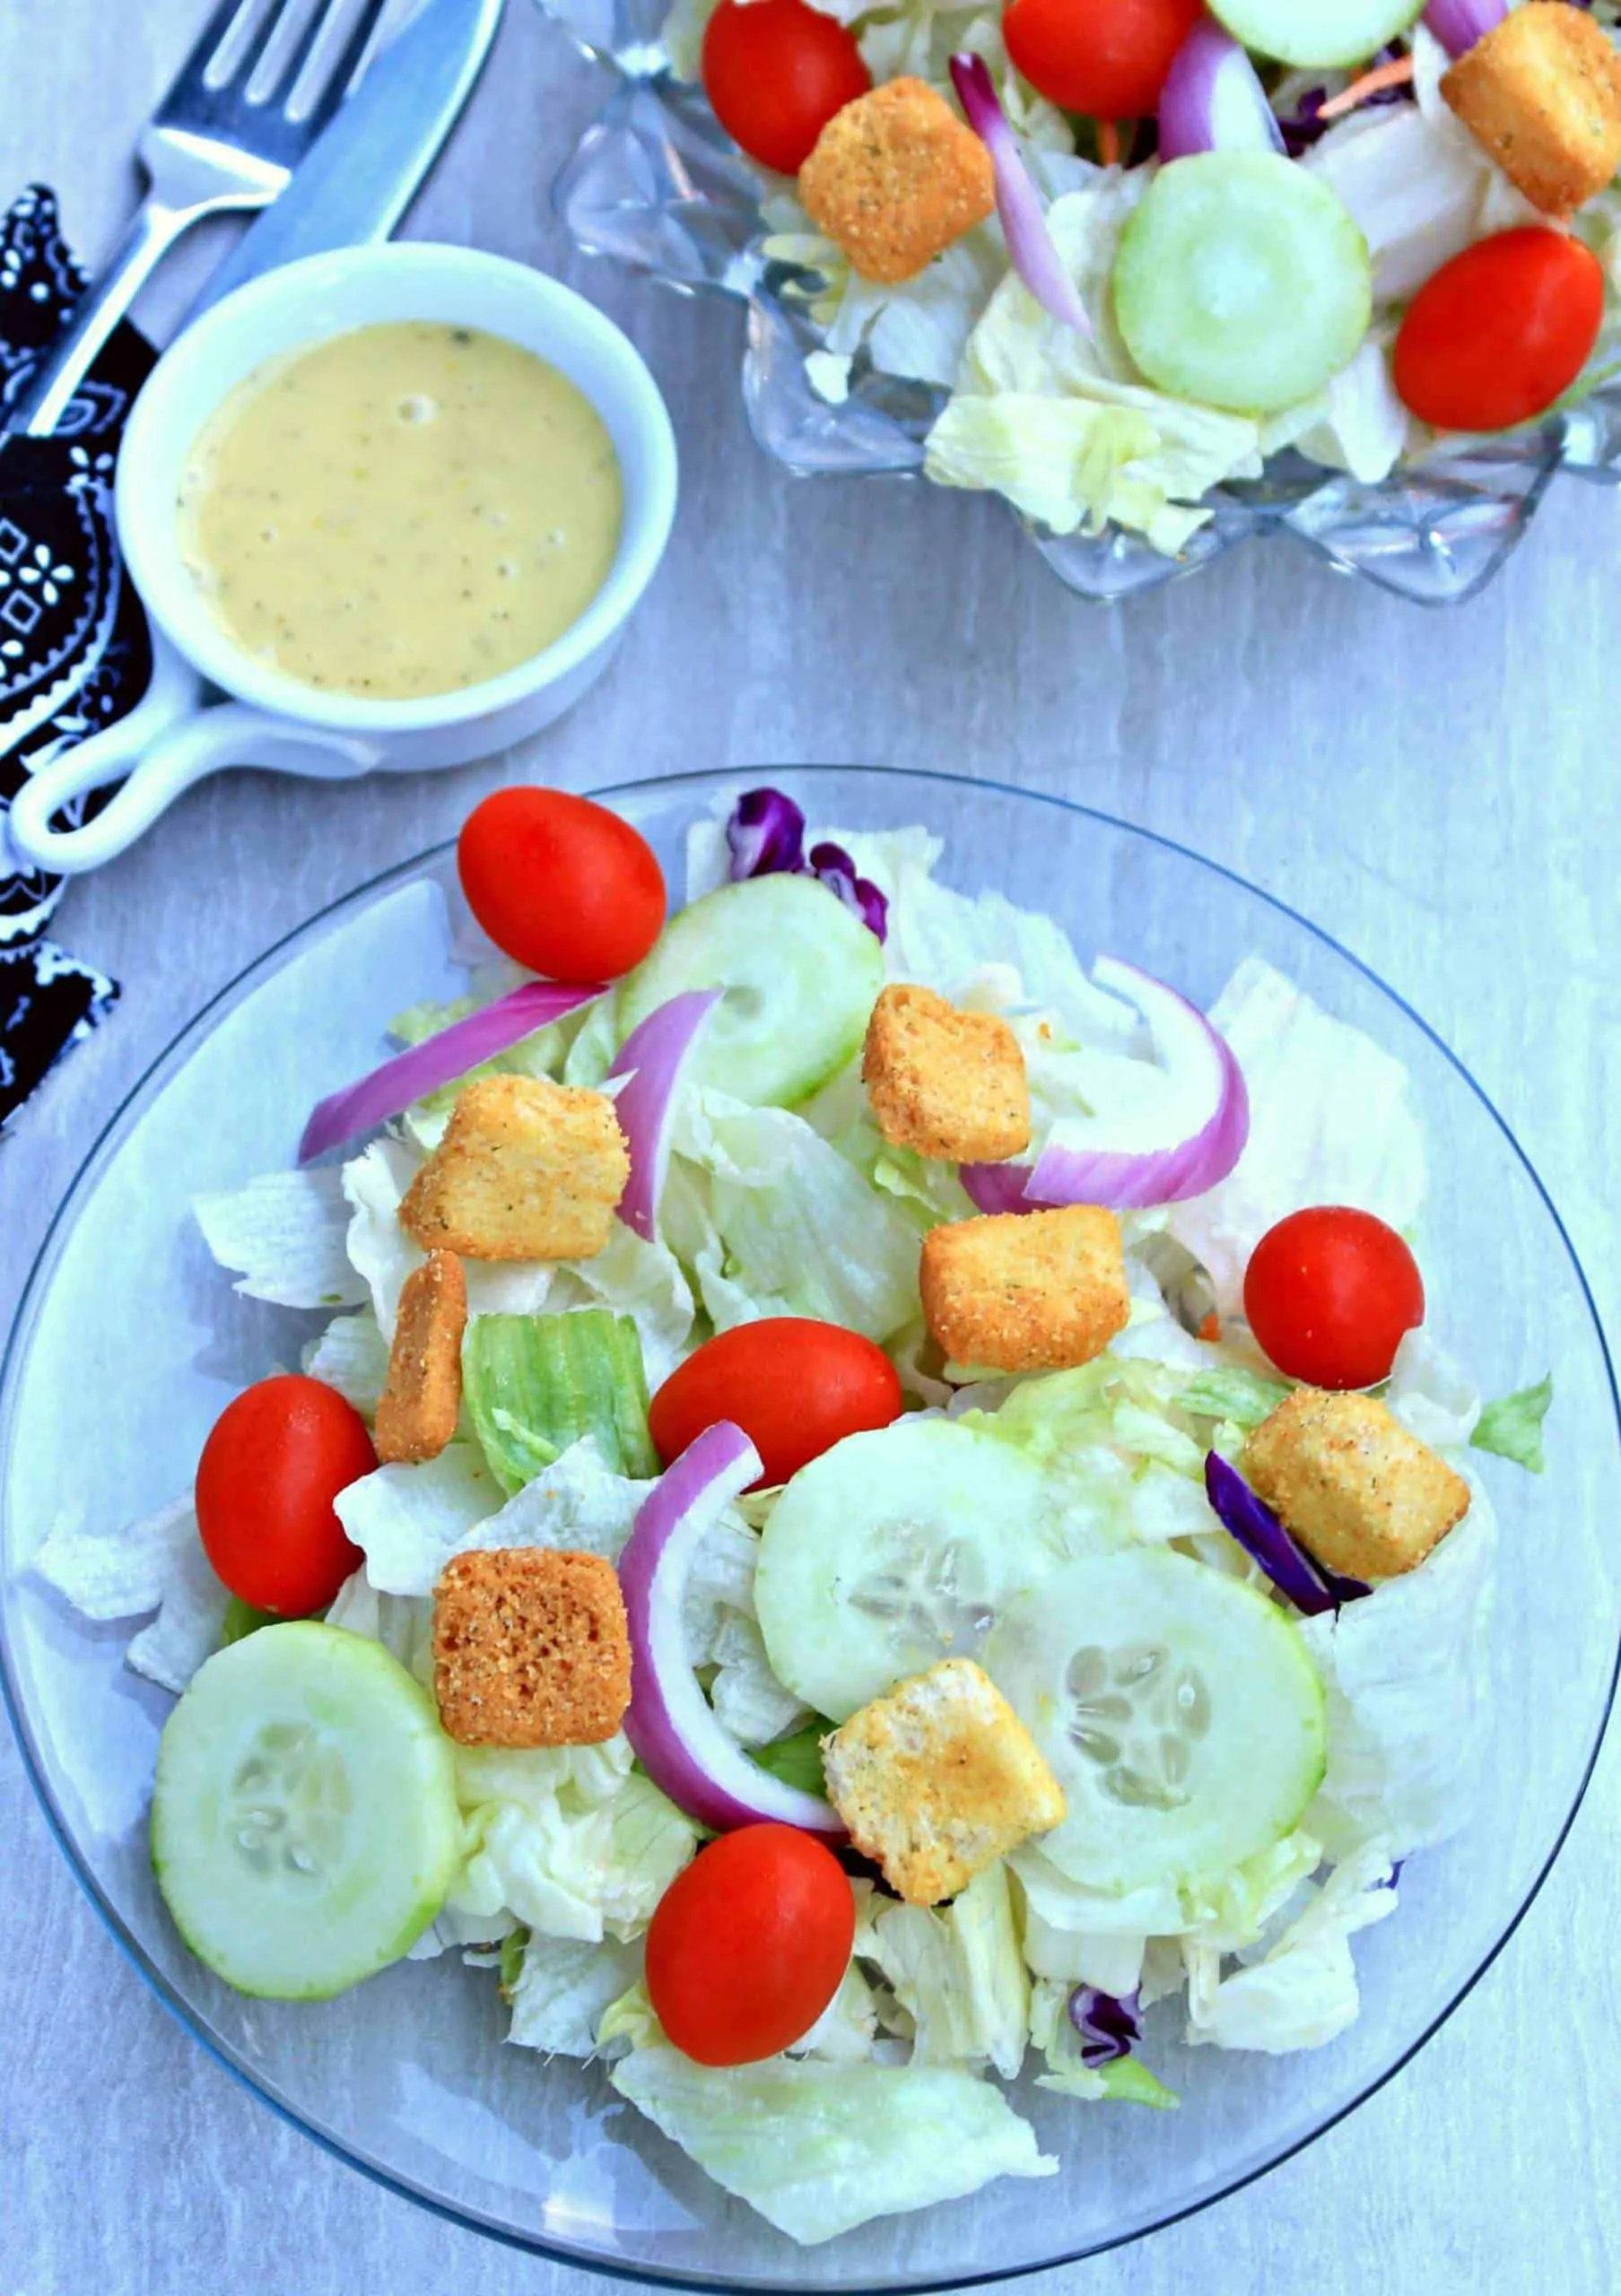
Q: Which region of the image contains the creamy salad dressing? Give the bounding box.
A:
[178,321,623,699]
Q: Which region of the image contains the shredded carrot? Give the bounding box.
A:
[1317,55,1415,122]
[1097,118,1122,168]
[1197,1311,1222,1344]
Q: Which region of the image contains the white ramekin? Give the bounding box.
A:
[8,242,677,874]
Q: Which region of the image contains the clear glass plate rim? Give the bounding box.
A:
[2,761,1617,2290]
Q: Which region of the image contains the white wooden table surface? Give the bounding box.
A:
[3,4,1618,2291]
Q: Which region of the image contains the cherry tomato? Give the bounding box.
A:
[1243,1208,1425,1391]
[702,0,871,176]
[1394,229,1604,434]
[1003,0,1200,119]
[649,1318,903,1488]
[457,787,667,983]
[647,1823,856,2066]
[196,1375,375,1616]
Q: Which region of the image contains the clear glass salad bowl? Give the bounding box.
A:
[3,765,1617,2285]
[536,0,1621,605]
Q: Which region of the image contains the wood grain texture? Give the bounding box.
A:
[2,4,1619,2292]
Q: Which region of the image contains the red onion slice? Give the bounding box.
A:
[950,53,1093,338]
[618,1422,847,1839]
[606,990,720,1242]
[1423,0,1506,57]
[298,978,606,1165]
[960,957,1249,1214]
[1159,18,1286,161]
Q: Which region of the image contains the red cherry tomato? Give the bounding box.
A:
[649,1318,903,1489]
[457,787,667,984]
[702,0,871,176]
[196,1375,375,1616]
[1394,229,1604,434]
[647,1823,856,2066]
[1243,1208,1425,1391]
[1003,0,1200,118]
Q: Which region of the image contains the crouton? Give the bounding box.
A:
[431,1546,632,1747]
[824,1658,1064,1905]
[1243,1387,1471,1583]
[399,1074,629,1263]
[1443,2,1621,215]
[863,984,1031,1163]
[374,1249,466,1465]
[799,77,996,286]
[919,1205,1130,1373]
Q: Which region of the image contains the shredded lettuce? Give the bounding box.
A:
[751,1718,832,1797]
[1184,1842,1398,2053]
[506,1934,641,2057]
[451,1742,699,1945]
[1297,1488,1495,1863]
[462,1309,657,1492]
[301,1307,392,1417]
[31,1494,230,1695]
[610,2047,1055,2243]
[709,1611,812,1746]
[867,1862,1029,2079]
[194,1166,367,1309]
[1471,1377,1552,1474]
[667,1088,925,1342]
[1178,1366,1292,1429]
[335,1435,647,1598]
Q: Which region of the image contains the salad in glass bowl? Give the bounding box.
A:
[31,781,1552,2246]
[543,0,1621,601]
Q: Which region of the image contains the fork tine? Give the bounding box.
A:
[161,0,260,102]
[294,0,392,128]
[271,0,372,115]
[226,0,315,94]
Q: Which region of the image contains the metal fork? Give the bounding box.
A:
[7,0,391,438]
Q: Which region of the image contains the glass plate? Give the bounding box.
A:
[536,0,1621,606]
[3,765,1617,2287]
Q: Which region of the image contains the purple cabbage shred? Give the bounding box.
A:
[1068,1985,1143,2067]
[1276,43,1410,155]
[726,786,805,878]
[724,788,889,942]
[1205,1451,1369,1615]
[808,839,890,941]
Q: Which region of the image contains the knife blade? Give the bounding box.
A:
[187,0,505,319]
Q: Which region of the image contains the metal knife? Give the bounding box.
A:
[187,0,506,319]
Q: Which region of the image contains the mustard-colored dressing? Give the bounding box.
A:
[178,321,623,699]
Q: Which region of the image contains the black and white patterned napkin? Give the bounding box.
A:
[0,185,158,1131]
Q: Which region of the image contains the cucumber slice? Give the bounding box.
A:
[1209,0,1423,69]
[983,1550,1325,1896]
[755,1419,1072,1722]
[616,874,885,1109]
[151,1622,460,1999]
[1113,153,1371,416]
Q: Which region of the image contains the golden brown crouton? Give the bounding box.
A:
[399,1074,629,1263]
[1243,1387,1471,1583]
[919,1205,1129,1373]
[375,1249,466,1465]
[824,1658,1064,1905]
[799,78,996,286]
[863,984,1031,1163]
[432,1546,632,1747]
[1443,2,1621,215]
